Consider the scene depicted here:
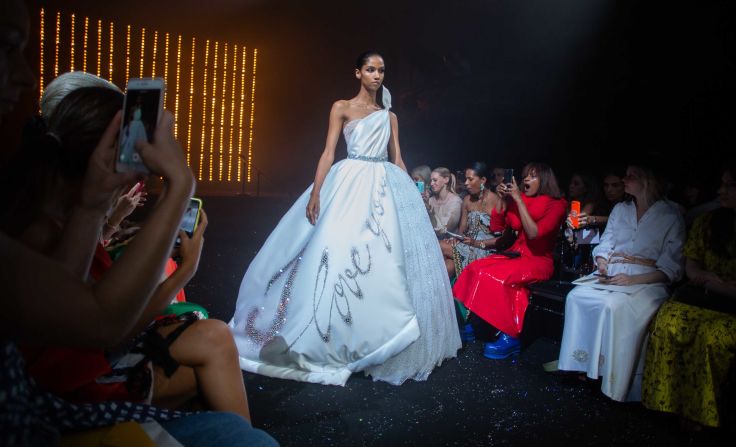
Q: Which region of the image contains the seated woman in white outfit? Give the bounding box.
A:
[557,164,686,402]
[228,51,460,386]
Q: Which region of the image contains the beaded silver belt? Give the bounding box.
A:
[347,154,388,162]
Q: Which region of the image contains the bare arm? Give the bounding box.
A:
[1,112,195,347]
[306,101,346,225]
[457,197,470,235]
[506,178,539,240]
[123,209,208,339]
[387,112,406,172]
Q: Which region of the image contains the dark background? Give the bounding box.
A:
[17,0,736,194]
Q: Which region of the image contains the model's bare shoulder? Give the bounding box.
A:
[389,111,398,122]
[330,100,350,120]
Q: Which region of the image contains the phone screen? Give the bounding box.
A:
[118,84,162,172]
[180,199,202,236]
[415,181,425,193]
[503,168,514,184]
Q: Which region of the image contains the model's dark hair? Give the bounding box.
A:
[708,162,736,257]
[355,50,383,69]
[522,162,562,199]
[466,162,489,184]
[0,86,123,236]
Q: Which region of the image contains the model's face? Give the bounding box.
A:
[718,171,736,209]
[464,169,485,195]
[603,174,625,202]
[623,167,645,197]
[355,56,385,92]
[568,175,586,199]
[0,0,34,120]
[491,168,505,187]
[523,169,540,196]
[430,172,448,193]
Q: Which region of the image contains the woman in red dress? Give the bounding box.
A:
[453,162,567,359]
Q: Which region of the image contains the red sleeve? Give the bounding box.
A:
[534,198,567,239]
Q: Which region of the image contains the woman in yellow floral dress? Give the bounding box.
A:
[642,165,736,428]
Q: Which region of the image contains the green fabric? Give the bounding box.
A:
[162,302,209,319]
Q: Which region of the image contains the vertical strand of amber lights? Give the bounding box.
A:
[198,40,210,180]
[96,20,102,76]
[39,9,44,108]
[53,12,60,78]
[82,17,88,72]
[247,49,258,183]
[69,14,75,71]
[236,47,247,183]
[218,43,228,181]
[208,42,219,181]
[186,38,196,167]
[163,33,169,106]
[139,28,145,77]
[108,22,114,82]
[125,25,130,85]
[151,31,158,78]
[173,35,182,138]
[227,45,237,181]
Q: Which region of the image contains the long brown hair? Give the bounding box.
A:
[522,162,562,199]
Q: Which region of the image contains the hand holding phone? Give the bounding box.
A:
[176,197,203,246]
[445,231,465,241]
[570,200,581,229]
[593,273,613,280]
[503,168,514,185]
[415,181,425,194]
[116,78,165,174]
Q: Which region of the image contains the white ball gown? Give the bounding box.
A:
[228,87,461,385]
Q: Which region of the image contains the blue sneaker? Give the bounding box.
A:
[460,323,475,343]
[482,333,521,359]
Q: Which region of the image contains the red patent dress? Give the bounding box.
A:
[452,194,566,337]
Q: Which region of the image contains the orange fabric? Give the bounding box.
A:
[165,258,187,303]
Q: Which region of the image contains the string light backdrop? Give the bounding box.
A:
[38,8,258,184]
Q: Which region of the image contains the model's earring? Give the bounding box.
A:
[480,183,485,193]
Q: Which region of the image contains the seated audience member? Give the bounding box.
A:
[557,165,685,402]
[411,164,432,187]
[8,86,252,421]
[425,167,463,238]
[567,172,600,217]
[440,162,505,278]
[594,169,627,229]
[642,163,736,429]
[490,166,505,190]
[453,162,567,359]
[564,172,607,271]
[675,168,722,227]
[0,10,275,440]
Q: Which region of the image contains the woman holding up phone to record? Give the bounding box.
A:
[453,162,567,359]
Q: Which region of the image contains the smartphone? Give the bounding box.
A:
[176,197,202,245]
[445,231,465,241]
[593,273,612,279]
[116,78,165,174]
[570,200,581,229]
[503,168,514,185]
[415,181,425,193]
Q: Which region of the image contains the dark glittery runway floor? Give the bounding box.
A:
[181,196,731,447]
